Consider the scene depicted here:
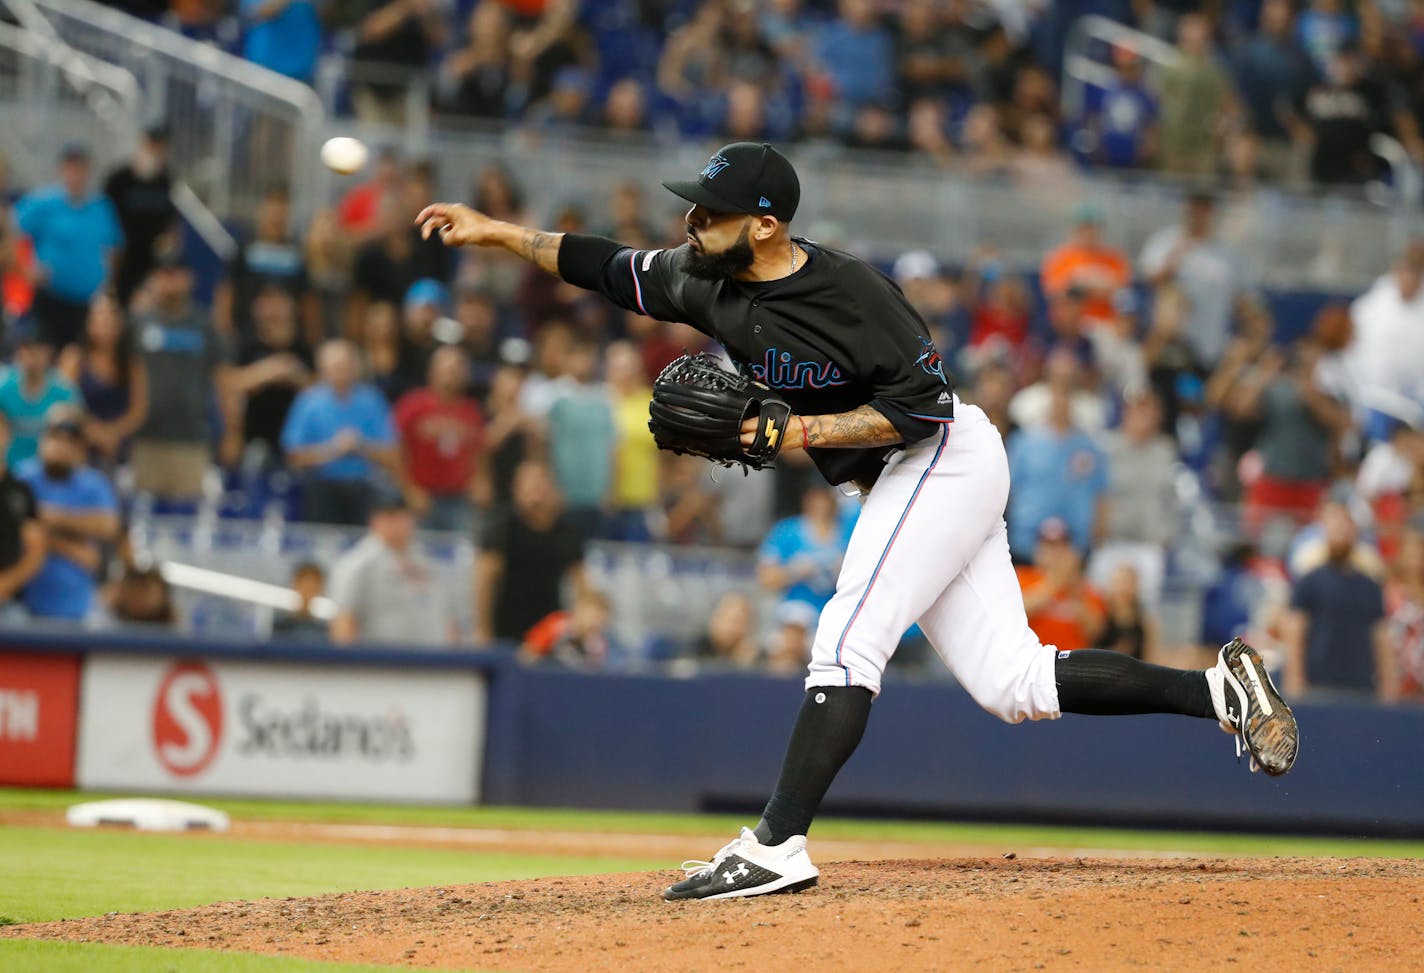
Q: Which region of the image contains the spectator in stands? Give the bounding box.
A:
[603,342,657,541]
[1356,414,1424,561]
[1141,285,1202,437]
[16,407,120,622]
[1386,529,1424,699]
[337,146,404,240]
[129,247,227,504]
[239,0,322,82]
[1081,49,1158,170]
[360,301,418,403]
[474,459,587,646]
[1006,374,1109,560]
[1229,0,1314,177]
[520,589,616,669]
[814,0,895,126]
[966,358,1017,441]
[1013,112,1075,186]
[693,590,760,668]
[0,413,45,622]
[1347,240,1424,437]
[601,79,651,135]
[1297,0,1358,76]
[758,485,852,619]
[1039,204,1131,331]
[1285,502,1396,699]
[224,283,313,470]
[272,560,328,641]
[481,365,538,508]
[1205,295,1275,499]
[0,316,80,467]
[329,489,458,647]
[546,338,615,537]
[1140,192,1240,369]
[281,338,398,525]
[895,0,972,104]
[892,250,969,357]
[400,277,450,370]
[103,125,178,308]
[394,345,484,533]
[1226,335,1352,535]
[1291,44,1390,186]
[349,0,449,125]
[959,104,1016,178]
[348,194,451,338]
[965,258,1032,367]
[108,563,177,629]
[437,0,512,120]
[1009,346,1106,434]
[58,291,149,468]
[1157,15,1235,176]
[766,599,818,675]
[216,186,317,344]
[1016,517,1107,653]
[1091,389,1177,607]
[304,208,356,337]
[1100,564,1155,660]
[15,144,124,349]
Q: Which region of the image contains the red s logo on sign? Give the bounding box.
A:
[151,661,223,777]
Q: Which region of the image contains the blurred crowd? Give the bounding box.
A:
[2,129,1422,703]
[95,0,1424,191]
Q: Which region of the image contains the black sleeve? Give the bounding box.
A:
[848,268,956,444]
[559,235,706,328]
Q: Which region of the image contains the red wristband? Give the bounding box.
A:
[797,415,810,450]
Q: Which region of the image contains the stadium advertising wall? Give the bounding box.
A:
[75,655,485,803]
[0,651,81,787]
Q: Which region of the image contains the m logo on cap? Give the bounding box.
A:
[701,153,731,180]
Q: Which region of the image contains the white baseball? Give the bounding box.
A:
[320,136,368,175]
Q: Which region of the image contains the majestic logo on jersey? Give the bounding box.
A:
[916,337,947,384]
[701,153,732,180]
[751,348,848,390]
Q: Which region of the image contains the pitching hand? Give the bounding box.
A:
[415,203,498,247]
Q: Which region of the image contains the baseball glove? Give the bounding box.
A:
[648,353,793,471]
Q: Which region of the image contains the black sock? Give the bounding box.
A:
[1055,649,1214,718]
[753,686,873,846]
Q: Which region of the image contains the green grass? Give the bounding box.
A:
[0,940,482,973]
[4,787,1422,860]
[0,825,663,924]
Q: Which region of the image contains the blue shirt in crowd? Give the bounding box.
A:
[814,19,894,108]
[281,382,395,481]
[1006,426,1108,558]
[758,512,856,612]
[1093,80,1157,168]
[15,458,117,620]
[0,367,80,466]
[15,186,124,302]
[1290,562,1384,692]
[240,0,321,81]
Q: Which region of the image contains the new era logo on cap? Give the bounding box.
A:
[759,196,771,208]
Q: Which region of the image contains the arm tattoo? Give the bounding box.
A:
[515,228,562,276]
[806,405,902,448]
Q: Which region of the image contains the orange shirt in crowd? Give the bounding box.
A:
[2,234,34,317]
[1016,565,1107,652]
[1039,243,1130,326]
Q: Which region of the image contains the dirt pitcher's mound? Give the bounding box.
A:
[6,857,1423,971]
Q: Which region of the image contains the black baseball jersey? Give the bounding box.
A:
[592,240,954,486]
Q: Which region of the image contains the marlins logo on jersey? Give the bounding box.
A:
[915,337,947,384]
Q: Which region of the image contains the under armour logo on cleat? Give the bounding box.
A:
[725,863,750,884]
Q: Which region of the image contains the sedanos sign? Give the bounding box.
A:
[77,656,484,803]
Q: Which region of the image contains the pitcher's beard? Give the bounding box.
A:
[685,226,755,280]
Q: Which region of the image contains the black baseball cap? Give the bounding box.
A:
[663,142,800,222]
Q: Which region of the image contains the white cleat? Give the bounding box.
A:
[663,827,819,901]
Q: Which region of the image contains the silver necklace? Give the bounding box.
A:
[789,240,798,273]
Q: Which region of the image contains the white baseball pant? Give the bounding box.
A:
[805,400,1062,723]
